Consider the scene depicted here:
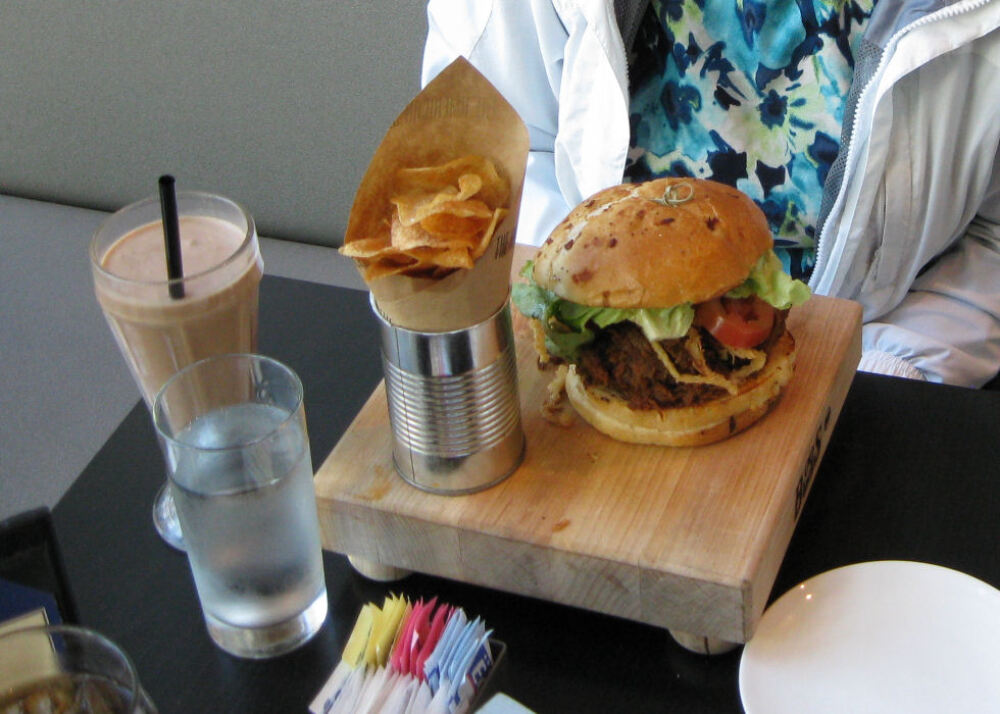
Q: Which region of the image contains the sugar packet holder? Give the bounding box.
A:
[311,642,506,714]
[310,595,507,714]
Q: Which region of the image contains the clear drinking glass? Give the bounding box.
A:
[0,624,157,713]
[153,353,328,658]
[89,191,263,550]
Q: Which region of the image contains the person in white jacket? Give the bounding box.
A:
[422,0,1000,387]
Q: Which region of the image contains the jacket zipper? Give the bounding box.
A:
[811,0,992,285]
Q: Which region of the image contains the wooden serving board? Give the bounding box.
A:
[315,250,862,646]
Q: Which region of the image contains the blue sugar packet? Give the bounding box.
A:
[447,628,493,710]
[425,608,467,690]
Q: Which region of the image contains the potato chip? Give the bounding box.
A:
[363,256,422,281]
[390,214,449,252]
[422,198,494,220]
[339,237,397,260]
[396,156,507,204]
[449,198,495,220]
[473,207,507,257]
[456,173,484,199]
[393,172,482,204]
[393,182,493,228]
[418,211,491,239]
[389,216,480,268]
[404,245,475,270]
[339,154,510,282]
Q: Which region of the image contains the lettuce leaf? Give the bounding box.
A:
[510,275,600,358]
[511,262,694,360]
[725,251,811,309]
[511,253,810,361]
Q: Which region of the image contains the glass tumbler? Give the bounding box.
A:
[153,353,328,658]
[0,624,157,713]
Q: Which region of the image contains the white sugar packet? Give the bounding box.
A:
[428,682,451,714]
[403,679,434,714]
[310,660,355,714]
[386,674,436,714]
[380,674,416,714]
[357,666,399,714]
[312,661,442,714]
[323,665,366,714]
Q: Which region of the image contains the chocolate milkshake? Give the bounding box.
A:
[90,190,263,550]
[90,193,263,408]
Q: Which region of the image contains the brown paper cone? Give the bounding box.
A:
[344,57,529,331]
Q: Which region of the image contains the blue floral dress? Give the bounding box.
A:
[625,0,875,280]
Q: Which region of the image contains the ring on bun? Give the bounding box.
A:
[512,178,811,447]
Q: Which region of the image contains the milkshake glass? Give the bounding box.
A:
[90,191,263,549]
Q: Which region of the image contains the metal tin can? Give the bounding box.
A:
[372,294,524,494]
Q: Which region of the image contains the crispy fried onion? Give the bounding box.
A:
[648,329,766,395]
[719,344,768,381]
[530,319,550,365]
[542,364,574,426]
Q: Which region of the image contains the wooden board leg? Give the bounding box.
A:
[348,554,412,582]
[668,628,741,655]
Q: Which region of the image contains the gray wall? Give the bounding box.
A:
[0,1,427,246]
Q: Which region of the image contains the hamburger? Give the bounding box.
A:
[511,178,811,447]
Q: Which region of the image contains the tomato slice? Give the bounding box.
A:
[694,296,776,349]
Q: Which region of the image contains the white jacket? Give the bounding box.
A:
[422,0,1000,387]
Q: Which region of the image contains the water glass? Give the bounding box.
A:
[153,353,327,658]
[0,624,157,712]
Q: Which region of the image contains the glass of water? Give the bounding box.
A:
[153,353,328,658]
[0,624,157,713]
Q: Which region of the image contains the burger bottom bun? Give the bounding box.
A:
[564,331,797,447]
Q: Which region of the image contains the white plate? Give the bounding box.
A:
[739,561,1000,714]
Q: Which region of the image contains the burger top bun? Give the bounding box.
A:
[532,178,773,308]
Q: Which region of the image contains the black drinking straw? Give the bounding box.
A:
[158,175,185,299]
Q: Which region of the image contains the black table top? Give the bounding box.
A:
[51,275,1000,713]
